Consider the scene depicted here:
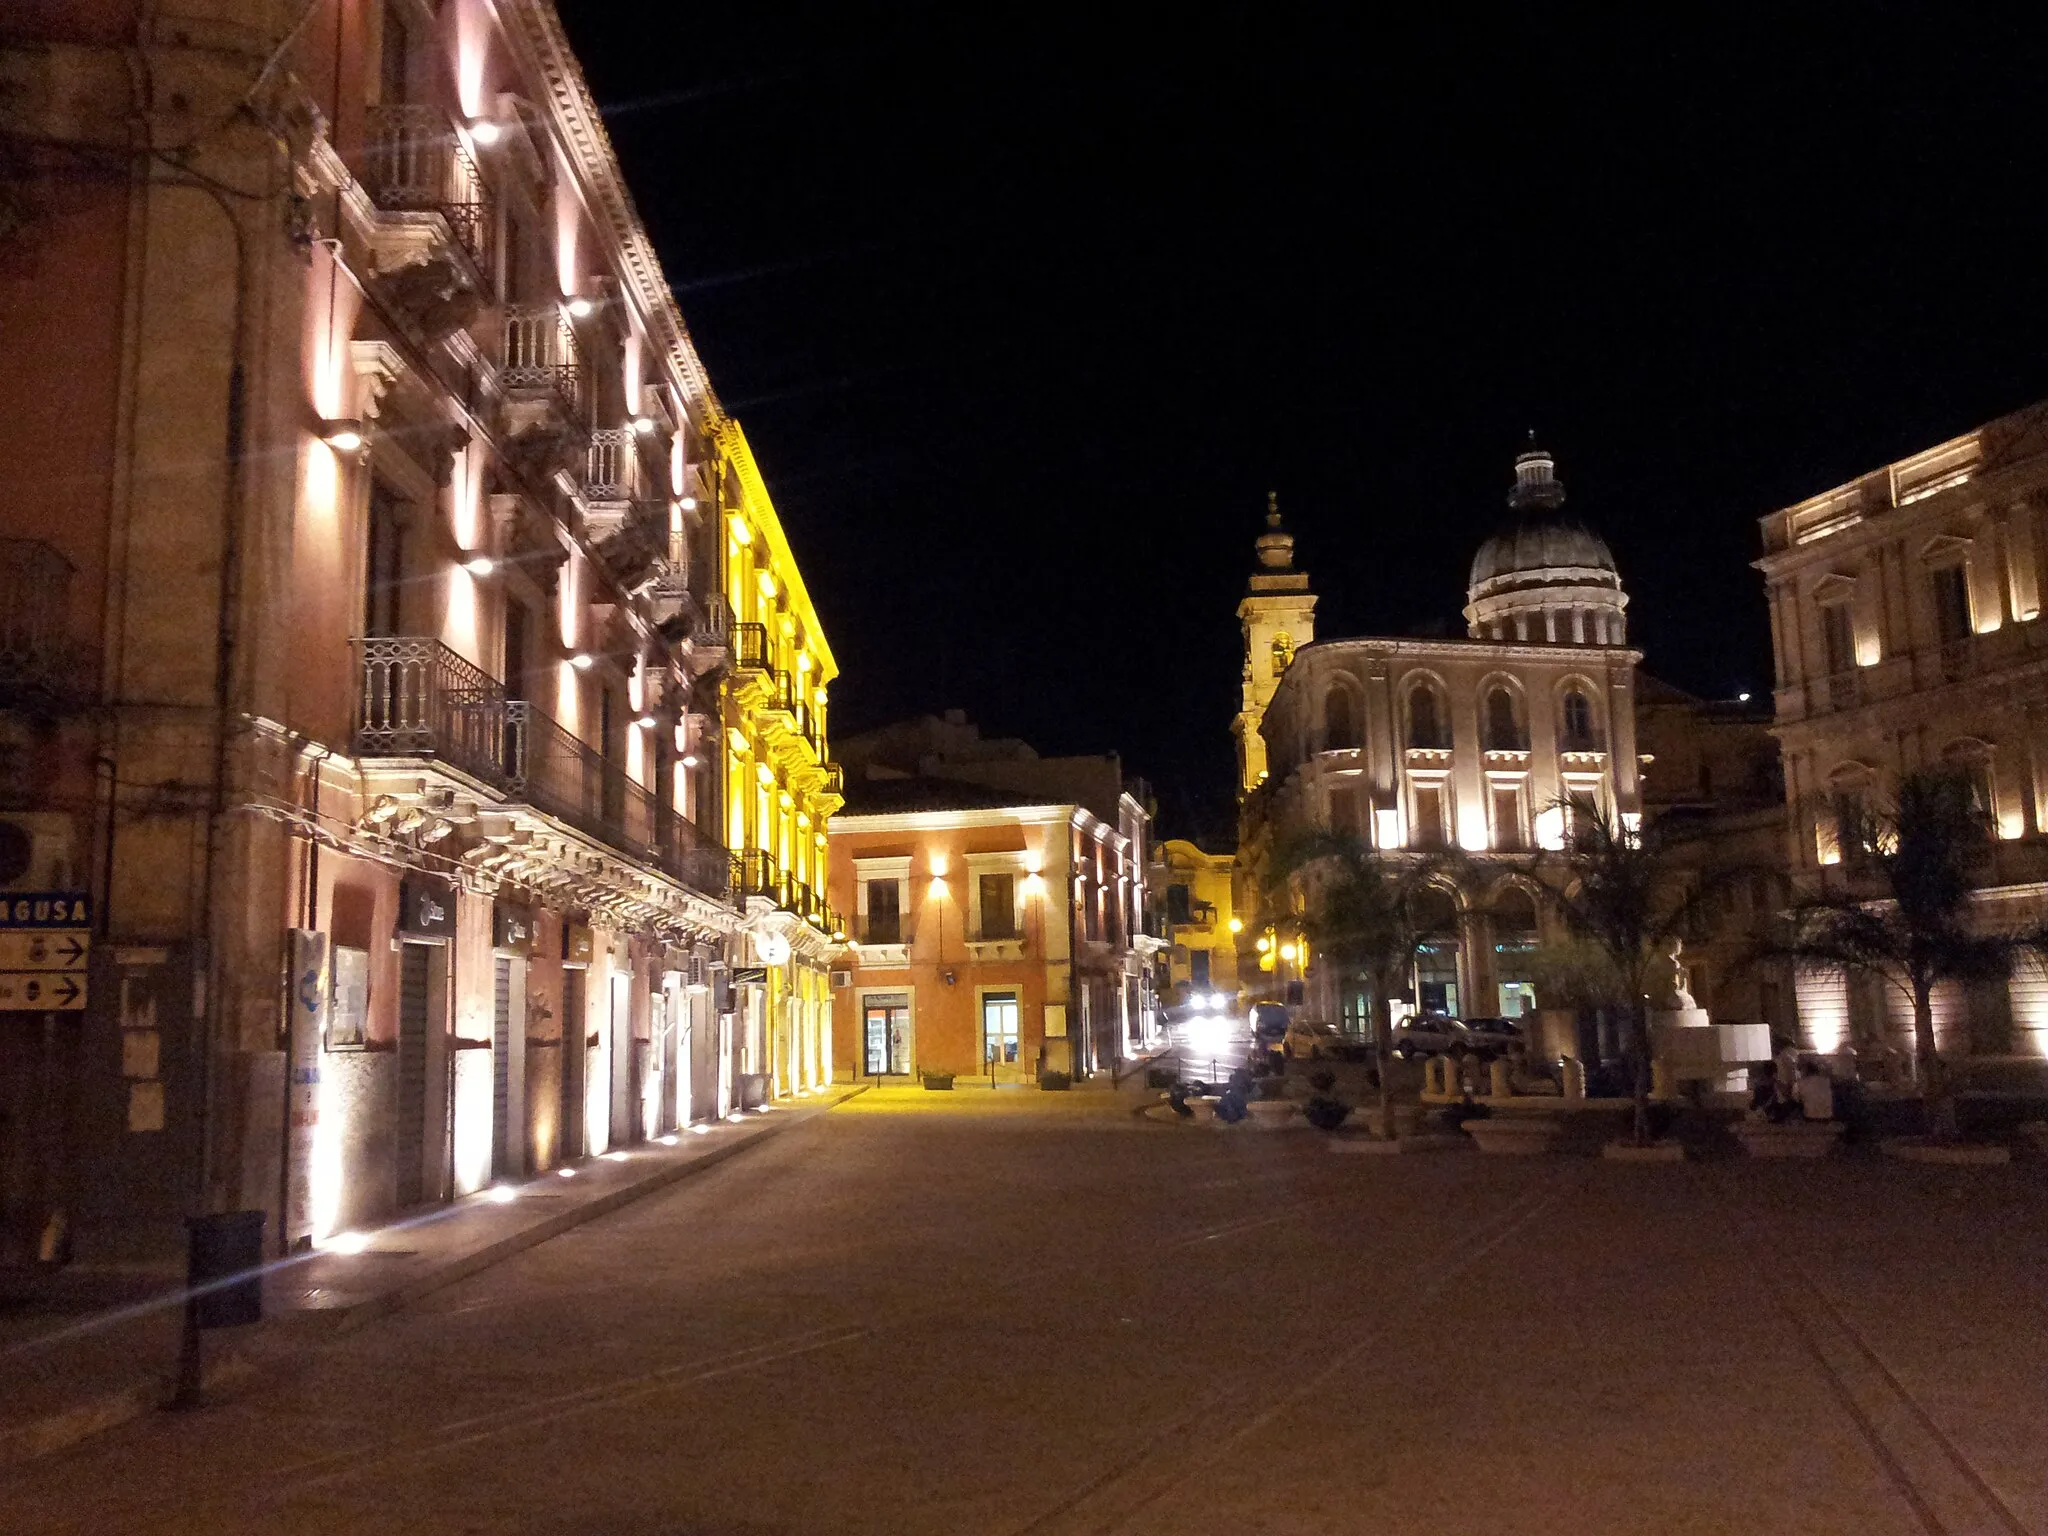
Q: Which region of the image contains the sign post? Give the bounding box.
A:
[0,893,91,1014]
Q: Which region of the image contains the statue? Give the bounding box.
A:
[1646,936,1697,1012]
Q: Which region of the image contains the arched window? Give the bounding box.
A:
[1325,687,1360,750]
[1483,687,1525,750]
[1939,740,1996,820]
[1560,688,1598,750]
[1407,686,1447,749]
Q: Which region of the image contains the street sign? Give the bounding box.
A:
[0,930,88,970]
[0,890,91,1011]
[0,971,85,1011]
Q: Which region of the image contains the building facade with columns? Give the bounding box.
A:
[0,0,837,1265]
[1756,400,2048,1064]
[1239,451,1644,1053]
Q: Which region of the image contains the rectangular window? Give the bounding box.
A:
[864,880,901,944]
[364,487,405,638]
[978,872,1017,940]
[1820,602,1856,675]
[1329,785,1361,838]
[1490,783,1527,852]
[1189,950,1211,988]
[1166,883,1191,925]
[981,992,1020,1066]
[1931,563,1973,644]
[1411,782,1447,850]
[379,3,410,105]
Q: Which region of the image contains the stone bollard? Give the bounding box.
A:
[1489,1058,1512,1099]
[1562,1056,1586,1103]
[1652,1058,1676,1101]
[1424,1057,1443,1096]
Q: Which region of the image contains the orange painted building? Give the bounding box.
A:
[828,783,1155,1083]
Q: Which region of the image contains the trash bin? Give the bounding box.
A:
[186,1210,265,1329]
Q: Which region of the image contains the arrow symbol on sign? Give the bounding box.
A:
[55,936,84,965]
[51,976,79,1006]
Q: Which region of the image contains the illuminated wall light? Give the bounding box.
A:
[779,791,794,809]
[1279,943,1299,962]
[680,495,698,511]
[929,854,949,877]
[1255,935,1272,953]
[796,811,811,829]
[2000,811,2026,841]
[757,570,779,602]
[730,729,749,754]
[1458,820,1491,853]
[557,1167,577,1178]
[468,118,503,145]
[320,418,365,452]
[756,762,775,786]
[569,652,594,671]
[728,515,753,547]
[632,415,656,435]
[796,652,813,672]
[928,876,949,899]
[636,713,658,730]
[565,295,595,319]
[1534,806,1567,852]
[463,555,495,576]
[681,753,699,768]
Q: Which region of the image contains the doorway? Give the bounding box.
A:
[394,941,438,1207]
[980,991,1020,1076]
[862,993,912,1077]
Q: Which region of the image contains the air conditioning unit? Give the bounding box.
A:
[0,813,78,892]
[688,954,709,989]
[830,969,853,989]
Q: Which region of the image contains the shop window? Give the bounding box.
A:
[981,992,1020,1066]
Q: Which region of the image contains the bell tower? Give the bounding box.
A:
[1233,493,1317,798]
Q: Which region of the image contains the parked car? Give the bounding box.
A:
[1281,1020,1370,1061]
[1459,1017,1528,1060]
[1390,1014,1469,1060]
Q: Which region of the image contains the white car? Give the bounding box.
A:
[1391,1015,1469,1060]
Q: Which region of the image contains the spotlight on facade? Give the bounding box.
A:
[569,652,595,670]
[605,1150,629,1162]
[690,1124,711,1135]
[632,415,656,435]
[468,118,504,145]
[659,1134,678,1145]
[463,555,495,576]
[486,1185,518,1204]
[565,296,595,318]
[320,418,366,452]
[679,496,698,511]
[1279,943,1298,962]
[326,1230,371,1255]
[1227,917,1244,933]
[1737,691,1752,702]
[680,753,699,768]
[636,713,657,729]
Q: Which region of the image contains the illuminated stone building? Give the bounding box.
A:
[1757,401,2048,1064]
[0,1,836,1262]
[1240,449,1644,1051]
[1148,840,1242,1006]
[829,714,1157,1077]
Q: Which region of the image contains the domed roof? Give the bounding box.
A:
[1469,518,1618,589]
[1466,442,1618,593]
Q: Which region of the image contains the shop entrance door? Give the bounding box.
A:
[395,942,433,1207]
[862,994,912,1076]
[981,992,1020,1077]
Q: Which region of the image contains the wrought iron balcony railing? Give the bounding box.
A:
[731,621,775,678]
[583,428,639,502]
[355,638,725,897]
[361,104,494,278]
[501,305,587,424]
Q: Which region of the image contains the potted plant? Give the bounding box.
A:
[1039,1069,1072,1091]
[920,1069,955,1091]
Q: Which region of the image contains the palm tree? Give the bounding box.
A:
[1529,797,1738,1146]
[1267,829,1461,1140]
[1771,769,2016,1141]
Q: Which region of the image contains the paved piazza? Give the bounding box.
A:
[5,1088,2045,1535]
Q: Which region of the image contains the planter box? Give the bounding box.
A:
[1733,1119,1844,1160]
[1602,1139,1685,1163]
[1465,1117,1561,1155]
[1882,1137,2011,1166]
[920,1075,955,1092]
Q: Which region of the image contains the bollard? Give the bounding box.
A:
[1652,1058,1676,1101]
[1489,1058,1512,1099]
[1561,1056,1586,1103]
[1424,1057,1443,1096]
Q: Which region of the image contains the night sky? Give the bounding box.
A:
[561,6,2048,842]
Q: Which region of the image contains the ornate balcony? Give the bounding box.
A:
[360,104,494,282]
[501,305,587,426]
[354,638,726,898]
[731,621,776,680]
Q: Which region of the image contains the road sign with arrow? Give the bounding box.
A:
[0,891,90,1011]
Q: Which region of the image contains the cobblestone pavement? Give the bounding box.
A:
[4,1093,2045,1535]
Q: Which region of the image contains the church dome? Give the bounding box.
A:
[1464,443,1628,646]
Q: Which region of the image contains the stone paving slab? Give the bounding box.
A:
[0,1084,864,1467]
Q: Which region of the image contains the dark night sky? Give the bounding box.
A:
[560,6,2048,843]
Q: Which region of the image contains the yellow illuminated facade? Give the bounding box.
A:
[717,422,845,1098]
